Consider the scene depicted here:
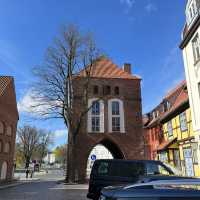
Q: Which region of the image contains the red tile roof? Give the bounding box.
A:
[78,57,141,80]
[160,84,189,121]
[157,138,177,152]
[0,76,12,96]
[164,80,186,99]
[145,80,187,127]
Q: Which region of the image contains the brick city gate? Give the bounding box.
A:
[71,57,144,182]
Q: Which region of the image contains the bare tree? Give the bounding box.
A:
[32,25,101,182]
[17,125,40,168]
[34,130,53,167]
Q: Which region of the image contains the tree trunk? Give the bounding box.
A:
[65,129,76,183]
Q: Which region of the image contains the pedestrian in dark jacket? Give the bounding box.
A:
[26,168,29,179]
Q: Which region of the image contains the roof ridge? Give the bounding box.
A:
[164,80,186,99]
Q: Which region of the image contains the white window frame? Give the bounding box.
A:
[108,99,125,133]
[192,33,200,63]
[179,112,188,132]
[167,121,173,137]
[88,98,104,133]
[186,0,198,26]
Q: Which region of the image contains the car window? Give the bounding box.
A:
[97,162,109,175]
[109,162,145,177]
[146,163,170,175]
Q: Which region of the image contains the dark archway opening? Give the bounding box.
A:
[100,139,124,159]
[86,139,124,178]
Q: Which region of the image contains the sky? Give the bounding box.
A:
[0,0,187,149]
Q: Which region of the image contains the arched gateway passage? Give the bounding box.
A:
[86,139,124,178]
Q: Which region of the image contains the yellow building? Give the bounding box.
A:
[157,84,200,177]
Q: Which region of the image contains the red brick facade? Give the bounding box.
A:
[71,57,144,182]
[0,76,18,181]
[144,81,186,160]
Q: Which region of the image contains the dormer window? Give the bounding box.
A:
[163,100,171,112]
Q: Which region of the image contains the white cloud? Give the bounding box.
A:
[17,89,57,116]
[120,0,135,8]
[54,129,67,139]
[145,3,157,13]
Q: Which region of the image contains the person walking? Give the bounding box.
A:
[30,170,34,178]
[25,168,29,179]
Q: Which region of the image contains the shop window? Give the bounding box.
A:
[180,112,188,132]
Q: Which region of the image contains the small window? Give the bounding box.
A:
[92,117,100,132]
[93,85,99,95]
[163,100,171,112]
[6,126,12,136]
[112,102,120,115]
[146,163,170,176]
[112,117,120,132]
[180,112,188,132]
[97,162,109,175]
[103,85,111,95]
[4,142,10,153]
[167,121,173,137]
[0,140,2,152]
[109,162,145,177]
[0,121,4,134]
[92,101,100,115]
[192,34,200,63]
[114,87,119,95]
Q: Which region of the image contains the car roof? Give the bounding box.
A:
[94,159,162,164]
[125,179,200,189]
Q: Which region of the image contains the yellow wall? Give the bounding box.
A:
[163,108,194,143]
[160,108,200,177]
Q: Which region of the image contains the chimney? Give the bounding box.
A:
[123,63,131,74]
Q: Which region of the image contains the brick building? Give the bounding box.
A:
[71,57,144,182]
[0,76,18,181]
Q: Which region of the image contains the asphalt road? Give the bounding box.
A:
[0,169,88,200]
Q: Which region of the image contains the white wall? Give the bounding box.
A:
[182,26,200,133]
[86,144,113,178]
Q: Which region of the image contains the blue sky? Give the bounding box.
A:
[0,0,187,149]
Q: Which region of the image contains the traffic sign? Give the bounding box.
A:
[91,154,96,161]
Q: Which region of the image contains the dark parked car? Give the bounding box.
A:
[87,159,178,200]
[100,179,200,200]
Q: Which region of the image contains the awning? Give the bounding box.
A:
[157,138,178,152]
